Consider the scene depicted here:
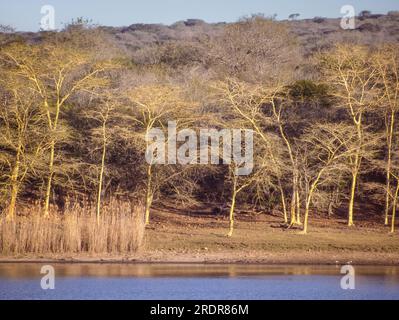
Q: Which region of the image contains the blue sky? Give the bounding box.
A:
[1,0,399,31]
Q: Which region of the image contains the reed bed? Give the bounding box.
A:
[0,199,145,255]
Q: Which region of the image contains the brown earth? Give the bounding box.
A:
[1,206,399,265]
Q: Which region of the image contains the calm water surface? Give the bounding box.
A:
[0,263,398,300]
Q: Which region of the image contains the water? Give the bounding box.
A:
[0,263,398,300]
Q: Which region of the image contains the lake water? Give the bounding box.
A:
[0,263,398,300]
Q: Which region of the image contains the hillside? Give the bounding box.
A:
[5,13,399,59]
[105,13,399,55]
[1,11,399,257]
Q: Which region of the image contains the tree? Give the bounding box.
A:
[215,79,292,223]
[225,163,249,237]
[299,123,358,233]
[216,79,309,225]
[126,83,191,225]
[84,93,120,225]
[269,87,304,226]
[0,77,45,221]
[225,135,276,237]
[319,45,379,226]
[208,15,299,83]
[372,45,399,226]
[0,24,15,33]
[0,41,115,217]
[359,10,372,18]
[387,132,399,233]
[289,13,300,20]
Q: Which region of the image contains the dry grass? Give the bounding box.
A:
[0,199,145,255]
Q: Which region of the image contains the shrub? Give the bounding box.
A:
[357,23,381,32]
[312,17,326,23]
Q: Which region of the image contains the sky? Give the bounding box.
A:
[1,0,399,32]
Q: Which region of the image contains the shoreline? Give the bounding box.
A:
[1,250,399,265]
[2,211,398,266]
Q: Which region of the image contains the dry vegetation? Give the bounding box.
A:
[0,200,144,255]
[0,13,399,258]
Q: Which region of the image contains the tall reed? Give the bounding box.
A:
[0,199,145,255]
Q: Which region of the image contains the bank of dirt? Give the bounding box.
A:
[1,208,399,265]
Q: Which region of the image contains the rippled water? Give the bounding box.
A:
[0,263,398,300]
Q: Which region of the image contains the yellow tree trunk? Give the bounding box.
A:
[228,191,237,237]
[348,169,358,227]
[385,109,395,226]
[96,124,107,226]
[144,164,153,225]
[290,175,298,225]
[302,169,325,234]
[391,182,399,233]
[227,171,239,237]
[43,101,60,218]
[303,188,316,234]
[303,202,310,234]
[43,140,55,218]
[348,118,362,227]
[278,180,288,223]
[273,105,297,226]
[7,150,21,221]
[296,189,302,225]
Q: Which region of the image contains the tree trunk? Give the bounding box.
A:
[144,164,153,225]
[290,174,298,225]
[274,108,297,226]
[303,202,310,234]
[391,182,399,233]
[43,139,55,218]
[303,188,315,235]
[228,190,237,237]
[96,124,107,226]
[278,179,288,223]
[296,189,302,225]
[348,169,358,227]
[303,187,316,234]
[43,101,59,218]
[328,201,334,218]
[348,114,362,227]
[385,109,395,226]
[302,170,324,234]
[7,147,21,221]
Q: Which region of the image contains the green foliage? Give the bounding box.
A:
[288,80,331,106]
